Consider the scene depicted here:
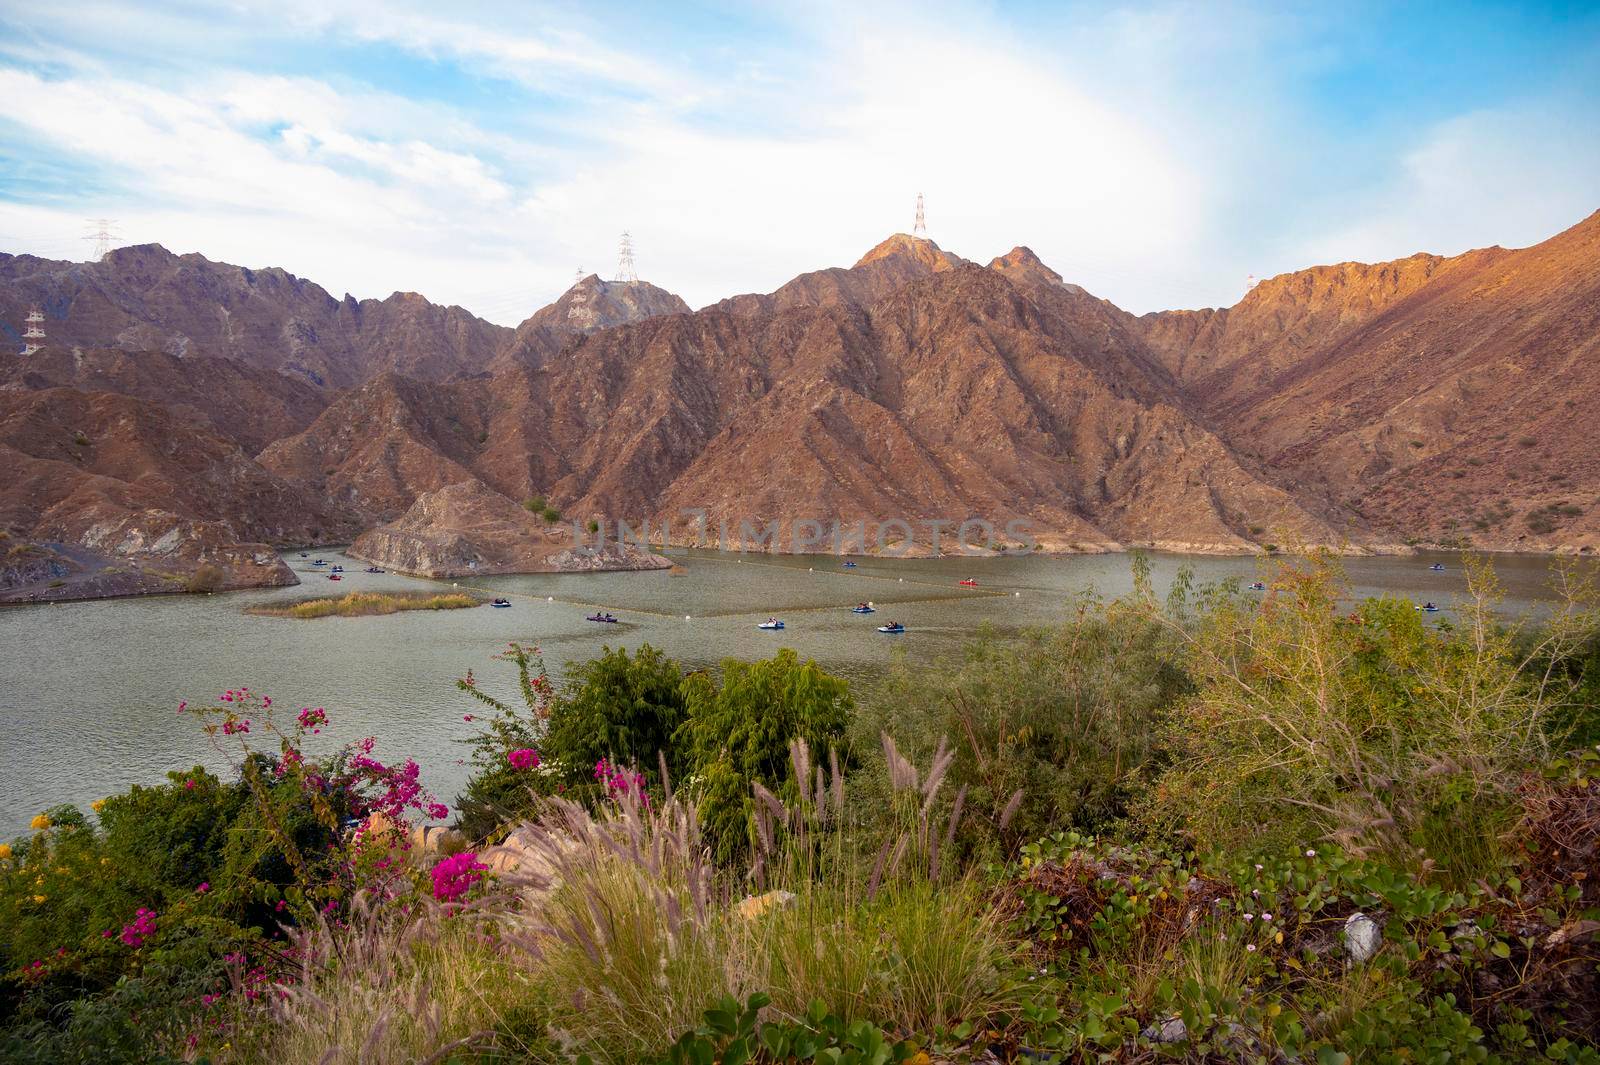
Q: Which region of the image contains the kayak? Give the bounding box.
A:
[1429,564,1445,572]
[365,567,385,574]
[850,605,876,614]
[877,623,905,634]
[1249,582,1266,591]
[587,613,619,623]
[959,578,978,586]
[327,574,342,581]
[757,620,786,630]
[843,561,857,568]
[492,598,512,608]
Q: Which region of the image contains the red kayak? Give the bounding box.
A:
[959,578,978,587]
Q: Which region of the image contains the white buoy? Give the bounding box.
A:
[1015,591,1021,597]
[684,615,691,620]
[547,596,553,601]
[808,567,813,571]
[898,578,904,582]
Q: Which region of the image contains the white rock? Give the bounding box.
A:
[1141,1017,1187,1043]
[1345,911,1381,963]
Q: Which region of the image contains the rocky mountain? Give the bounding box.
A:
[0,245,512,388]
[4,209,1597,601]
[0,345,328,452]
[0,386,359,601]
[709,233,968,317]
[349,479,671,577]
[495,274,690,369]
[1138,210,1600,551]
[267,237,1338,553]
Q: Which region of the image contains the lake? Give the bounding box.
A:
[0,547,1584,839]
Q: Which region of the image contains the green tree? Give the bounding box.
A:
[677,649,853,861]
[546,644,688,785]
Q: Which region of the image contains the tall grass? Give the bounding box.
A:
[499,739,1021,1062]
[248,592,480,619]
[231,891,524,1065]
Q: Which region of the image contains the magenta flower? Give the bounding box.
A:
[120,908,157,948]
[196,882,209,894]
[507,748,540,771]
[431,852,488,903]
[427,802,449,820]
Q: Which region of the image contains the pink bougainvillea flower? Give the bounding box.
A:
[431,852,489,903]
[507,748,540,771]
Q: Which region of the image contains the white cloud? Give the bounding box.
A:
[0,1,1595,326]
[1296,104,1600,266]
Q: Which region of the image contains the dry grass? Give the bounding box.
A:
[247,591,481,619]
[230,892,528,1065]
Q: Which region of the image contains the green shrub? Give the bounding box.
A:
[869,586,1188,855]
[678,649,853,862]
[1143,553,1580,873]
[649,993,920,1065]
[546,644,688,787]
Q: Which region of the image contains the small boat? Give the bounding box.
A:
[299,552,308,558]
[330,565,344,573]
[877,622,906,634]
[1249,581,1266,591]
[327,574,342,581]
[364,566,385,574]
[1419,602,1441,613]
[491,598,511,608]
[311,559,327,566]
[757,618,786,630]
[1429,563,1445,572]
[959,578,978,587]
[842,561,857,568]
[850,603,876,614]
[586,612,619,624]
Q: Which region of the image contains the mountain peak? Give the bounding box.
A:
[853,233,961,272]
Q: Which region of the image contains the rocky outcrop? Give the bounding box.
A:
[347,479,671,577]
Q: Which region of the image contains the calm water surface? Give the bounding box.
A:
[0,548,1583,839]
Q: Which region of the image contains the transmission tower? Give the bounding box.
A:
[574,266,585,285]
[21,305,45,356]
[615,232,637,284]
[83,218,119,261]
[913,193,926,236]
[1245,274,1260,292]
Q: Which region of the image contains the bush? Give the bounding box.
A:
[184,563,225,593]
[678,649,853,862]
[1142,553,1583,873]
[545,644,688,789]
[869,581,1189,855]
[454,644,556,840]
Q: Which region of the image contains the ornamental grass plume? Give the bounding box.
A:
[239,890,513,1065]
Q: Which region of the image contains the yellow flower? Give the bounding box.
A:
[32,895,46,904]
[0,843,11,860]
[30,813,51,831]
[91,799,106,813]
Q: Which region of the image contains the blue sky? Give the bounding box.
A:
[0,1,1596,323]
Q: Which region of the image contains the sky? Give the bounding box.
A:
[0,1,1597,324]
